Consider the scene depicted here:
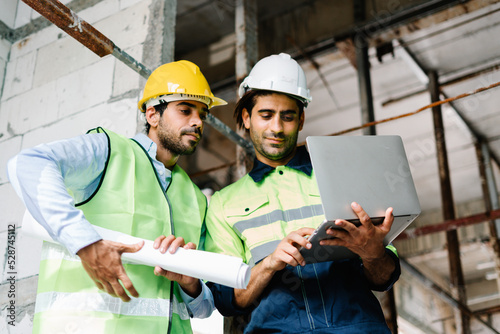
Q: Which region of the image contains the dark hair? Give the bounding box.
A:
[144,103,169,134]
[234,90,305,130]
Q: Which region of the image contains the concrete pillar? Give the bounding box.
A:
[234,0,257,181]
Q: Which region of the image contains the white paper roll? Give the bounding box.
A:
[22,211,250,289]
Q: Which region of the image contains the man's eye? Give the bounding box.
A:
[180,109,190,114]
[200,113,208,121]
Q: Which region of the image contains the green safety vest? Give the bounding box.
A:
[206,165,397,265]
[33,128,207,334]
[206,165,324,265]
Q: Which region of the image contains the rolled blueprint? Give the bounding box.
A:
[21,211,250,289]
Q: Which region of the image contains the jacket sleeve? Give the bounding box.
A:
[365,247,401,292]
[207,282,253,317]
[7,133,108,255]
[205,191,253,316]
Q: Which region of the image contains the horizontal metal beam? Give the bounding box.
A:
[397,208,500,240]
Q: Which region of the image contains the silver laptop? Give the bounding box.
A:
[300,135,421,263]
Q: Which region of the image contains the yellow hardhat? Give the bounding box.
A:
[138,60,227,112]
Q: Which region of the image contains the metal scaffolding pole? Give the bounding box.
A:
[429,70,471,334]
[475,138,500,294]
[352,0,397,329]
[355,38,376,136]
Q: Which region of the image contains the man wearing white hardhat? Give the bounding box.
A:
[7,60,226,333]
[205,53,400,333]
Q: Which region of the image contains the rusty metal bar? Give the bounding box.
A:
[397,208,500,240]
[474,304,500,316]
[21,0,253,155]
[429,70,470,334]
[329,80,500,137]
[400,258,500,334]
[382,44,500,170]
[22,0,113,57]
[476,139,500,243]
[475,138,500,295]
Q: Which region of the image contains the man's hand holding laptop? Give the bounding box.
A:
[319,201,396,285]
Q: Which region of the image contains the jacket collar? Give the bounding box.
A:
[249,145,312,183]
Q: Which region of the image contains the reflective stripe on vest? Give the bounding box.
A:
[233,204,324,263]
[35,291,190,320]
[234,204,324,233]
[212,168,324,264]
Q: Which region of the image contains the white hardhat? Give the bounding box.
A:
[238,53,312,107]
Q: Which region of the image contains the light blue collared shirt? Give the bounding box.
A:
[7,131,213,317]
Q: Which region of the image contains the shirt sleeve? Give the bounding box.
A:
[178,280,215,319]
[7,133,109,255]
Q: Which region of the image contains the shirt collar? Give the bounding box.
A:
[249,145,312,183]
[133,133,157,160]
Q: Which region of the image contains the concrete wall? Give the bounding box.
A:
[0,0,152,332]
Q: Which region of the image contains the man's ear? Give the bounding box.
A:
[145,106,160,129]
[242,108,251,130]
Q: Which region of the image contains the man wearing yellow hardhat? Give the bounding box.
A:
[7,60,226,333]
[205,53,400,333]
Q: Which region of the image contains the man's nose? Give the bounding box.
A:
[190,112,203,128]
[269,115,284,133]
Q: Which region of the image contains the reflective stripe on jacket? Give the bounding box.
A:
[206,163,400,333]
[33,128,207,334]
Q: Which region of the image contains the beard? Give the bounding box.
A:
[157,119,202,156]
[250,129,299,162]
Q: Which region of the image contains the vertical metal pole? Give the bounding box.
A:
[429,70,470,334]
[481,140,500,231]
[354,38,399,328]
[355,40,376,136]
[354,0,375,136]
[353,0,396,330]
[475,138,500,293]
[234,0,258,180]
